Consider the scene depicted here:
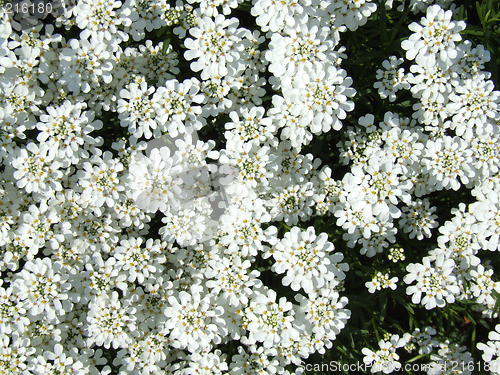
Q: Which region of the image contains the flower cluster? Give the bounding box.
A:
[1,0,500,374]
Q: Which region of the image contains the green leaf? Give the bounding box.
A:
[380,295,387,323]
[479,319,491,330]
[379,3,388,45]
[162,37,171,53]
[463,310,477,325]
[461,29,486,36]
[349,332,355,348]
[484,9,492,23]
[388,5,413,46]
[406,353,429,364]
[476,1,483,17]
[471,323,476,357]
[491,290,500,316]
[393,292,414,314]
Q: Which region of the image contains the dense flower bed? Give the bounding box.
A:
[1,0,500,374]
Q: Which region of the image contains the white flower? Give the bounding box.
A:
[282,65,356,134]
[184,14,244,80]
[187,0,244,17]
[170,3,198,39]
[428,341,474,375]
[477,324,500,372]
[126,146,183,213]
[75,0,136,45]
[251,0,311,32]
[435,203,481,269]
[152,77,205,137]
[4,0,500,370]
[182,349,229,375]
[269,95,313,151]
[295,288,350,340]
[470,134,500,179]
[379,118,424,172]
[0,284,30,335]
[230,345,282,375]
[220,200,276,257]
[374,56,410,102]
[362,339,402,374]
[59,35,113,94]
[334,194,379,239]
[366,272,398,293]
[113,237,166,284]
[388,246,405,263]
[174,132,219,173]
[447,74,500,138]
[469,264,500,308]
[200,75,234,116]
[362,159,411,215]
[11,142,63,197]
[36,100,103,164]
[163,286,225,353]
[117,80,157,140]
[404,254,459,309]
[81,253,126,298]
[68,209,121,254]
[239,29,267,72]
[243,289,299,349]
[401,4,465,64]
[125,0,168,41]
[265,18,339,79]
[28,344,87,375]
[471,195,500,251]
[399,198,439,240]
[407,58,457,100]
[0,333,34,374]
[268,183,315,225]
[354,220,397,257]
[16,200,65,252]
[454,40,491,79]
[12,258,72,321]
[219,140,276,189]
[422,136,475,191]
[86,291,136,349]
[410,326,438,355]
[225,106,275,144]
[265,226,347,293]
[0,112,27,162]
[227,70,267,110]
[326,0,378,31]
[366,275,382,294]
[137,40,180,83]
[411,89,449,126]
[76,151,124,212]
[205,255,262,307]
[160,209,208,247]
[113,337,165,374]
[1,43,42,101]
